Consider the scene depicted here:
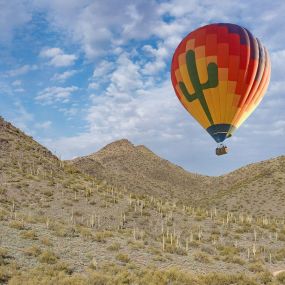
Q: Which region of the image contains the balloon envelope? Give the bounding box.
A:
[171,23,271,143]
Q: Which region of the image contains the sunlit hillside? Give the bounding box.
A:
[0,117,285,284]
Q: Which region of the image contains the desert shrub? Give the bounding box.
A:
[54,261,73,275]
[87,271,111,284]
[0,209,8,221]
[51,223,77,238]
[189,240,201,248]
[20,230,37,240]
[9,220,25,230]
[107,242,121,251]
[257,271,273,284]
[235,224,252,234]
[24,246,42,257]
[248,261,266,273]
[277,272,285,284]
[127,240,145,250]
[41,237,53,246]
[94,231,113,242]
[202,272,258,285]
[217,245,239,256]
[278,233,285,241]
[201,245,216,255]
[38,250,59,264]
[194,251,212,263]
[164,244,187,256]
[78,227,93,240]
[222,255,245,265]
[136,268,259,285]
[43,190,53,197]
[0,248,9,265]
[0,266,10,283]
[0,248,8,258]
[115,253,130,263]
[0,187,7,195]
[275,248,285,261]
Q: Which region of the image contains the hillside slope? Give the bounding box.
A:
[209,156,285,216]
[1,116,285,284]
[71,139,214,202]
[71,140,285,217]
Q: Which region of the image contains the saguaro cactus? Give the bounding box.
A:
[179,50,218,125]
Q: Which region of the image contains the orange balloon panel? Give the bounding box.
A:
[171,23,271,143]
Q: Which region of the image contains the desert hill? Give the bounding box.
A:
[208,156,285,216]
[71,139,213,202]
[1,116,285,284]
[71,139,285,217]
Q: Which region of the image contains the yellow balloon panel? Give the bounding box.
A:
[176,84,211,129]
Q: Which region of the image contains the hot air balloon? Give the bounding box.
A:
[171,23,271,155]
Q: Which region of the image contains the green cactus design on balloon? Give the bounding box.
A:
[179,50,218,125]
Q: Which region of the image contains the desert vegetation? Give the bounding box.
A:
[0,116,285,284]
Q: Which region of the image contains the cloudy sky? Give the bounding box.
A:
[0,0,284,176]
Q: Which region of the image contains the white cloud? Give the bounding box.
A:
[10,100,34,134]
[34,0,160,58]
[44,52,192,159]
[105,53,143,96]
[58,107,78,118]
[271,49,285,82]
[0,0,32,43]
[87,60,115,89]
[11,80,25,92]
[45,79,189,157]
[36,86,78,105]
[40,47,77,67]
[142,44,168,75]
[12,80,22,86]
[14,88,25,93]
[93,60,114,78]
[51,70,77,82]
[35,120,52,129]
[40,47,62,58]
[6,65,38,77]
[88,82,99,90]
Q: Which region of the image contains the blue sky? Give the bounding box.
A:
[0,0,284,176]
